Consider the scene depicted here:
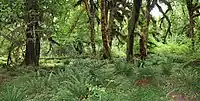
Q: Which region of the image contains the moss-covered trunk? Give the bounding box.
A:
[127,0,142,62]
[101,0,111,59]
[24,0,41,66]
[84,0,96,55]
[140,0,150,60]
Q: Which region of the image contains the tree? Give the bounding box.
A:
[107,0,132,49]
[101,0,111,59]
[108,0,115,48]
[186,0,200,50]
[83,0,96,55]
[140,0,151,60]
[126,0,142,62]
[24,0,42,66]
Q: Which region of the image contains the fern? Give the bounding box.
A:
[56,67,91,100]
[0,85,25,101]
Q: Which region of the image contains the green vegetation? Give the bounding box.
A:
[0,0,200,101]
[0,54,200,101]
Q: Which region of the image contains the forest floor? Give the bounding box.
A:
[0,53,199,101]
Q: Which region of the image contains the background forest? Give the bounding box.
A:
[0,0,200,101]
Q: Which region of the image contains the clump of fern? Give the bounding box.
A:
[114,62,135,77]
[56,67,91,101]
[23,71,56,94]
[136,67,155,79]
[177,68,200,91]
[86,84,132,101]
[0,85,25,101]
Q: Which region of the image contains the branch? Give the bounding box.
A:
[158,0,172,29]
[193,4,200,11]
[67,9,84,37]
[149,0,157,11]
[74,0,84,7]
[193,12,200,18]
[116,35,125,45]
[156,3,172,44]
[182,23,189,35]
[159,0,172,11]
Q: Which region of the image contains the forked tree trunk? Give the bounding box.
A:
[127,0,142,62]
[101,0,111,59]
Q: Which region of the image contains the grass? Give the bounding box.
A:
[0,53,200,101]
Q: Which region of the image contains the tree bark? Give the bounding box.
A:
[90,0,96,55]
[126,0,142,62]
[35,33,40,66]
[24,0,40,66]
[101,0,111,59]
[84,0,96,55]
[108,0,114,48]
[140,0,150,60]
[140,32,147,60]
[186,0,195,50]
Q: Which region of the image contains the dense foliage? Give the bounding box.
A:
[0,0,200,101]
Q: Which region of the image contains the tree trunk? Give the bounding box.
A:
[24,0,40,66]
[126,0,142,62]
[186,0,195,50]
[25,34,36,65]
[7,43,14,65]
[90,0,96,55]
[108,0,114,48]
[101,0,111,59]
[35,33,40,66]
[140,0,150,60]
[140,32,147,60]
[84,0,96,55]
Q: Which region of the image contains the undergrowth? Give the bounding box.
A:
[0,53,200,101]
